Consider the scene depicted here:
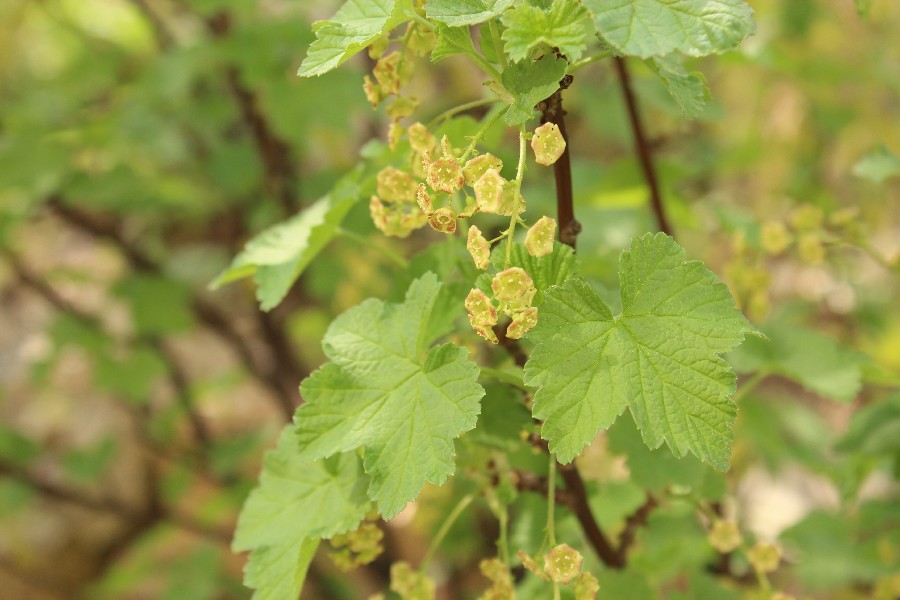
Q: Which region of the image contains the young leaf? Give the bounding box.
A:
[432,24,478,62]
[211,170,361,311]
[524,233,751,469]
[425,0,515,26]
[650,55,710,119]
[500,0,592,62]
[582,0,755,59]
[501,55,568,125]
[233,427,371,600]
[298,0,405,77]
[296,274,485,517]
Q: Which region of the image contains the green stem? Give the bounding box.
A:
[470,49,504,86]
[568,49,614,72]
[407,9,433,31]
[547,458,561,600]
[337,229,409,269]
[421,493,475,570]
[547,457,557,547]
[498,503,510,565]
[733,371,768,404]
[460,105,509,162]
[488,20,507,70]
[478,365,527,390]
[504,128,527,268]
[427,97,500,128]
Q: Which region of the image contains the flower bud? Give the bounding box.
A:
[531,122,566,166]
[525,216,556,257]
[466,226,490,270]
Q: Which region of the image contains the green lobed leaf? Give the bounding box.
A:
[582,0,755,58]
[729,323,864,404]
[501,55,568,125]
[298,0,405,77]
[295,274,484,517]
[233,426,370,600]
[425,0,515,26]
[500,0,592,62]
[524,233,751,469]
[651,55,710,119]
[211,169,361,311]
[853,145,900,184]
[431,24,478,62]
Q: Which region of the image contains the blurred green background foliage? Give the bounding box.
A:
[0,0,898,598]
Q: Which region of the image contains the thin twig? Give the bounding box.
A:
[205,11,299,216]
[614,494,658,564]
[2,248,213,449]
[613,57,674,237]
[540,76,581,249]
[45,197,298,419]
[557,463,624,568]
[0,459,230,544]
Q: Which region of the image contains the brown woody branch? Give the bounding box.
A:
[0,459,230,544]
[206,11,299,216]
[539,76,582,249]
[613,57,674,237]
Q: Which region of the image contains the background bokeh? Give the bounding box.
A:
[0,0,898,598]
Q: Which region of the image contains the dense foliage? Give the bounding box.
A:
[1,1,898,599]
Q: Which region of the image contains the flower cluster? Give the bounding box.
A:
[465,267,538,343]
[328,521,384,571]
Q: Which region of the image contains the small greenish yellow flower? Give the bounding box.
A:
[531,122,566,166]
[543,544,583,584]
[525,216,557,257]
[464,153,504,187]
[474,169,506,213]
[747,542,781,574]
[427,206,457,234]
[707,519,743,553]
